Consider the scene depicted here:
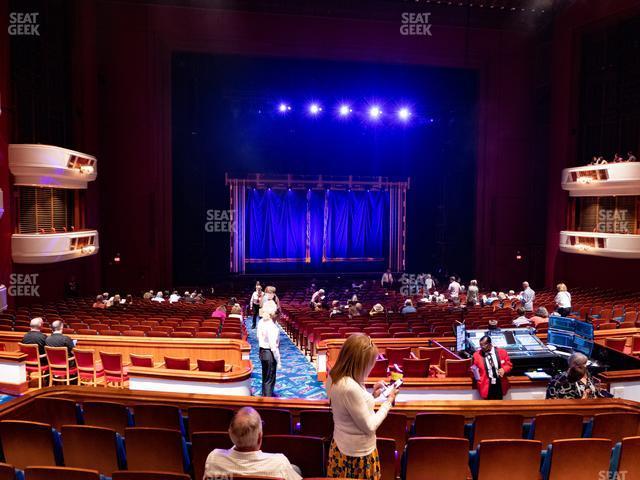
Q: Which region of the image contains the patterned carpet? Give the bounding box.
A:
[245,317,327,400]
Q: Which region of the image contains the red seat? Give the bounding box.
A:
[444,358,472,377]
[45,346,77,386]
[403,437,470,480]
[299,410,334,438]
[74,348,105,386]
[605,337,627,352]
[547,438,612,480]
[197,358,226,372]
[188,407,235,437]
[99,351,129,387]
[262,435,325,478]
[369,358,389,377]
[477,439,542,480]
[19,342,49,388]
[130,354,155,367]
[0,420,57,469]
[164,356,191,370]
[402,358,430,377]
[385,347,412,369]
[24,466,101,480]
[123,428,186,473]
[413,413,466,438]
[111,471,190,480]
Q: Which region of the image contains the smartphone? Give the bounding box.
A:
[381,378,403,398]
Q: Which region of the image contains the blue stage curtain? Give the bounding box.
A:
[246,189,308,262]
[323,190,385,262]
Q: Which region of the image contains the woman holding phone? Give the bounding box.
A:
[326,333,398,479]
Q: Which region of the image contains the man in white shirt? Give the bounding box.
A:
[169,291,181,303]
[151,291,165,302]
[310,288,325,309]
[512,307,532,327]
[204,407,301,480]
[250,285,263,329]
[381,269,394,292]
[424,273,435,293]
[257,312,280,397]
[520,281,535,312]
[448,276,461,301]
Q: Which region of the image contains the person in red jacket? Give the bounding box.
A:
[472,335,513,399]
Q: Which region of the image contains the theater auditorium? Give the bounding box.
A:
[1,0,640,479]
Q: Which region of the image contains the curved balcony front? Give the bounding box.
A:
[12,230,99,264]
[559,230,640,259]
[561,163,640,197]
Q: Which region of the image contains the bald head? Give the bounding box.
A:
[51,320,63,333]
[522,281,529,289]
[30,317,43,330]
[229,407,262,451]
[568,352,588,368]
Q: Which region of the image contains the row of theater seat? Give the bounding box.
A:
[2,418,639,480]
[4,398,640,478]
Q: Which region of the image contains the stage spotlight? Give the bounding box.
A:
[278,103,291,113]
[309,103,322,115]
[339,104,352,116]
[368,106,382,120]
[397,107,411,121]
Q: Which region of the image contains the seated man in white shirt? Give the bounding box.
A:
[512,307,532,327]
[203,407,302,480]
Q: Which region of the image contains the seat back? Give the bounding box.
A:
[445,358,472,377]
[402,358,430,377]
[377,412,408,452]
[299,410,334,438]
[130,354,154,367]
[82,401,130,436]
[0,463,14,480]
[531,413,584,449]
[188,406,235,437]
[605,337,627,352]
[99,351,123,374]
[262,435,325,478]
[124,427,185,473]
[74,348,97,370]
[111,472,190,480]
[61,425,120,477]
[164,356,191,370]
[45,346,71,368]
[404,437,470,480]
[616,436,640,479]
[18,342,41,363]
[472,414,523,449]
[29,398,78,430]
[256,408,293,435]
[369,358,389,377]
[24,467,100,480]
[548,438,612,480]
[591,413,640,443]
[385,347,412,368]
[377,437,396,480]
[191,432,234,480]
[477,439,542,480]
[197,359,225,372]
[0,420,56,469]
[134,404,183,432]
[413,413,466,438]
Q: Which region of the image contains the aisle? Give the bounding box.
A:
[245,317,327,400]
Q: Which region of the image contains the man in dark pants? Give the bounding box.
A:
[250,285,263,329]
[257,313,280,397]
[472,335,513,400]
[21,317,47,356]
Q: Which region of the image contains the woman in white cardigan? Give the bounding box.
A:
[326,334,397,479]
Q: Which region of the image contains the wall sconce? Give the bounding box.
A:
[81,245,96,254]
[79,165,95,174]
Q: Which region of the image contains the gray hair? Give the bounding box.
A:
[51,320,64,332]
[229,407,262,449]
[30,317,43,330]
[568,352,588,367]
[535,307,549,318]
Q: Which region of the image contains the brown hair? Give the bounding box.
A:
[329,333,378,385]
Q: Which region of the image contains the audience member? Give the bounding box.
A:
[169,290,181,303]
[401,299,417,314]
[212,305,227,320]
[143,290,153,300]
[507,290,517,300]
[627,151,637,162]
[257,312,280,397]
[424,273,435,293]
[92,295,107,309]
[483,291,498,306]
[151,291,165,302]
[546,353,611,399]
[45,320,76,359]
[348,302,363,318]
[512,307,532,327]
[381,268,394,294]
[21,317,47,355]
[467,279,479,306]
[472,335,512,400]
[326,334,396,479]
[203,407,302,480]
[448,276,461,301]
[310,288,325,309]
[229,304,244,320]
[554,283,572,317]
[250,285,264,329]
[330,300,345,318]
[370,303,385,316]
[520,281,535,312]
[530,307,550,328]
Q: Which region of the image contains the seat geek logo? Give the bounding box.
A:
[400,12,432,36]
[8,12,40,36]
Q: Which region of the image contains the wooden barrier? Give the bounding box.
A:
[0,351,29,395]
[0,331,250,366]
